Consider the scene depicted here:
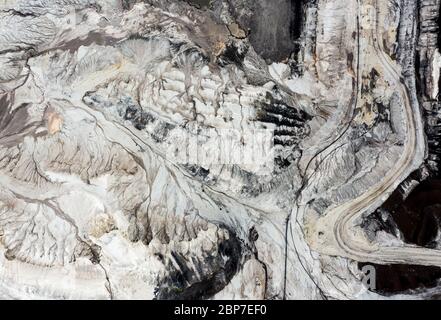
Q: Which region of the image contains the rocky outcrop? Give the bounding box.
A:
[0,0,440,300]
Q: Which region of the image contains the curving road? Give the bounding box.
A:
[308,0,441,267]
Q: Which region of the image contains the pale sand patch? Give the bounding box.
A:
[47,112,63,134]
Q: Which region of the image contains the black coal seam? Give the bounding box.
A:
[154,226,244,300]
[289,0,304,41]
[358,262,441,296]
[438,0,441,51]
[416,0,441,177]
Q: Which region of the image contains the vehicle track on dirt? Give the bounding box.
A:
[310,0,441,267]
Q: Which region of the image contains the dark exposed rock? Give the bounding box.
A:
[255,93,311,169]
[361,209,402,242]
[154,228,243,300]
[184,165,211,180]
[358,263,441,296]
[217,41,249,67]
[184,0,211,9]
[417,0,441,177]
[213,0,306,61]
[248,226,259,242]
[366,179,441,248]
[120,0,137,10]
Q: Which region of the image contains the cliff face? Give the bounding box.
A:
[417,0,441,176]
[0,0,440,300]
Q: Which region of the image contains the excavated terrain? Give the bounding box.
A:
[0,0,440,299]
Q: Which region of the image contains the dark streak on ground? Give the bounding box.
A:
[361,179,441,295]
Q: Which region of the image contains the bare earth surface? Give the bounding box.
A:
[0,0,441,299]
